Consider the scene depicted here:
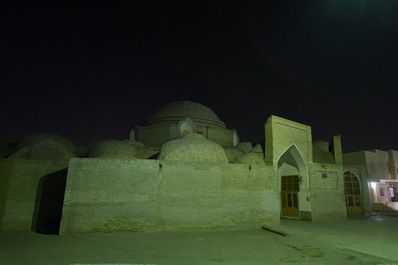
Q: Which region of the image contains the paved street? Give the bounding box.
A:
[0,215,397,265]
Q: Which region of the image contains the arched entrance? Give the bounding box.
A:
[344,171,363,216]
[277,145,309,219]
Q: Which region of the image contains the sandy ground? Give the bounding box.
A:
[0,215,397,265]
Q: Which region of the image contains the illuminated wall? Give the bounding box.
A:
[60,158,278,234]
[265,115,347,221]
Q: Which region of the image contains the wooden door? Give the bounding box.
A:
[281,175,300,218]
[344,171,363,215]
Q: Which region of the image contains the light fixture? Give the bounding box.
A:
[370,182,377,189]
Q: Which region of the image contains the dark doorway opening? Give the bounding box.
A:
[32,168,68,234]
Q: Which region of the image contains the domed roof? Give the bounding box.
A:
[159,133,229,163]
[224,147,245,163]
[18,133,76,153]
[9,133,76,160]
[145,101,226,128]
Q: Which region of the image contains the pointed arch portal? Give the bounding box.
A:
[277,145,308,218]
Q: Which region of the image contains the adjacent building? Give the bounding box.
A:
[343,149,398,215]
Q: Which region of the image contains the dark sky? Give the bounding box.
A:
[4,1,398,151]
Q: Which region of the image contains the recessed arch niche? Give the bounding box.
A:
[277,144,311,218]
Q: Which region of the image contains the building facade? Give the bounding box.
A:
[343,149,398,215]
[0,101,347,234]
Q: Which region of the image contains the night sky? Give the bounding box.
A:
[4,2,398,152]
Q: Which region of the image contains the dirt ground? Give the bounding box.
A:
[1,215,397,265]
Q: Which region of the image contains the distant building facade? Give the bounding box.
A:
[343,149,398,215]
[0,101,348,234]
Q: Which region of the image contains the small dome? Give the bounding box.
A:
[89,140,137,159]
[224,147,244,163]
[18,133,76,153]
[312,140,335,164]
[236,142,253,154]
[159,133,228,163]
[10,133,76,160]
[253,144,263,154]
[313,140,330,152]
[145,101,226,128]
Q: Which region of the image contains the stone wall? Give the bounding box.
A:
[388,150,398,180]
[343,151,366,166]
[309,163,347,221]
[60,158,278,234]
[0,159,68,231]
[365,150,390,181]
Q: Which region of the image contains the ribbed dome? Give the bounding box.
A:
[145,101,226,128]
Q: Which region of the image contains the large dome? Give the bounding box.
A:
[144,101,226,128]
[134,101,236,147]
